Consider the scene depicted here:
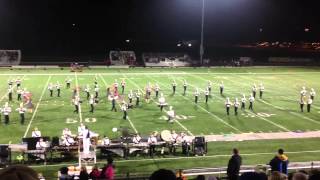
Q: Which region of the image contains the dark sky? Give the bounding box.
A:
[0,0,319,56]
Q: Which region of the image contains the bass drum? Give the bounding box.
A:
[160,130,172,142]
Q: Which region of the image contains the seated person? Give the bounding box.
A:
[36,138,48,160]
[61,128,75,146]
[132,133,141,144]
[31,127,41,137]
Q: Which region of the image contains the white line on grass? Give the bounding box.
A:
[75,72,83,123]
[148,75,242,134]
[123,74,194,136]
[98,74,138,133]
[23,75,52,138]
[290,112,320,125]
[27,149,320,168]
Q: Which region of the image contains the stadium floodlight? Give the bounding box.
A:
[125,39,130,43]
[188,43,192,47]
[304,28,310,32]
[177,43,182,47]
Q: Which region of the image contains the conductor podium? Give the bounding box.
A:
[192,136,207,156]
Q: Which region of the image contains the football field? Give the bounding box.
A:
[0,67,320,144]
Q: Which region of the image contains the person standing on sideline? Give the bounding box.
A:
[227,148,242,180]
[300,98,305,112]
[183,80,187,95]
[269,148,289,175]
[56,81,61,97]
[220,81,224,95]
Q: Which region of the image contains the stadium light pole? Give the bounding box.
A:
[200,0,205,65]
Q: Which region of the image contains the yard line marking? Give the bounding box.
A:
[123,74,194,136]
[98,74,138,133]
[23,75,52,138]
[75,72,83,123]
[290,112,320,125]
[27,149,320,168]
[188,73,292,132]
[147,75,242,134]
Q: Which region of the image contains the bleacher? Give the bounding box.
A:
[143,52,191,67]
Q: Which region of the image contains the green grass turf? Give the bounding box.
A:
[0,67,320,179]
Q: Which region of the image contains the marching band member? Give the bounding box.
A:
[78,123,85,136]
[158,93,166,111]
[56,81,61,97]
[121,101,128,120]
[17,87,22,101]
[108,94,118,112]
[32,127,42,137]
[114,79,119,92]
[2,102,12,124]
[252,83,257,98]
[310,88,316,100]
[89,94,95,113]
[234,98,240,115]
[36,138,48,160]
[259,83,265,99]
[241,94,246,110]
[8,79,13,87]
[183,80,187,95]
[62,128,75,146]
[171,130,178,143]
[102,135,110,146]
[204,88,209,103]
[307,96,313,113]
[48,83,54,97]
[94,76,98,87]
[121,79,126,94]
[194,88,200,104]
[172,80,177,95]
[148,133,157,156]
[225,97,231,115]
[94,84,99,98]
[220,81,224,95]
[128,90,133,103]
[8,86,13,101]
[16,77,22,87]
[16,103,26,124]
[73,95,80,114]
[167,106,175,123]
[65,76,72,89]
[135,90,141,106]
[145,83,152,103]
[300,86,307,100]
[132,133,141,144]
[155,83,160,98]
[84,84,90,100]
[48,83,53,97]
[248,94,255,111]
[207,80,212,94]
[82,126,91,154]
[300,98,305,112]
[181,132,191,156]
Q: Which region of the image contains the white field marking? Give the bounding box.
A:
[233,75,320,127]
[98,74,138,133]
[23,75,52,138]
[27,149,320,168]
[148,75,242,134]
[188,73,292,132]
[0,75,26,102]
[123,73,194,136]
[75,72,83,123]
[290,112,320,125]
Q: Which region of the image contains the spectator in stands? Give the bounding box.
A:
[79,166,89,180]
[291,172,308,180]
[269,171,287,180]
[59,167,73,180]
[196,175,206,180]
[240,172,267,180]
[0,165,39,180]
[89,165,101,179]
[309,169,320,180]
[100,157,115,180]
[227,148,242,180]
[269,149,289,175]
[149,169,176,180]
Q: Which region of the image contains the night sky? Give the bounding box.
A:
[0,0,319,57]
